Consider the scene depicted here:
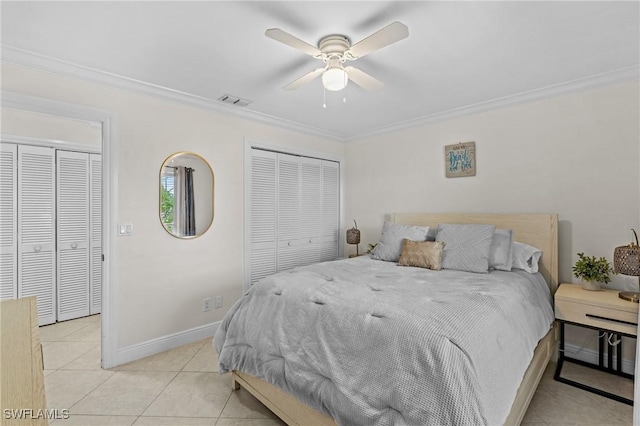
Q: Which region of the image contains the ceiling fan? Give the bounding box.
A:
[265,21,409,92]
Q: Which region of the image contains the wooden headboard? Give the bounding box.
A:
[391,213,559,293]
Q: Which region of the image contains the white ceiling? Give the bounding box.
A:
[2,1,638,141]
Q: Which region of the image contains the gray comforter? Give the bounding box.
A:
[214,256,554,425]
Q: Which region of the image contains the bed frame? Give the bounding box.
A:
[232,213,559,425]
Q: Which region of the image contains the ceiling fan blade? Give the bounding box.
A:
[347,21,409,59]
[283,68,325,90]
[345,67,384,91]
[265,28,321,57]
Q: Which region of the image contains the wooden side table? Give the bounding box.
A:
[554,283,638,405]
[1,297,48,425]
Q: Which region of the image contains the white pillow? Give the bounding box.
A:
[511,242,542,273]
[489,229,514,271]
[371,222,430,262]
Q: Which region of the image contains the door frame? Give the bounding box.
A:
[1,90,119,369]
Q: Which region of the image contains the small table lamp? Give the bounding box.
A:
[346,220,361,258]
[614,229,640,303]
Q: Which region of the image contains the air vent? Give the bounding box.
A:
[217,94,252,107]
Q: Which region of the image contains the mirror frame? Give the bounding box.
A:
[159,151,214,239]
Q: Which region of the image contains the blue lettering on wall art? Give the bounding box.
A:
[448,149,473,172]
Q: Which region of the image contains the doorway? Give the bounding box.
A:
[1,91,118,368]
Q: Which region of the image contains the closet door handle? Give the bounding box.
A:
[34,246,41,252]
[71,243,78,249]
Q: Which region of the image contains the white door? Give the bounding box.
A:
[89,154,102,314]
[18,145,56,325]
[299,157,322,266]
[56,150,90,321]
[277,153,301,272]
[0,143,18,300]
[321,160,340,261]
[248,149,277,285]
[247,148,341,288]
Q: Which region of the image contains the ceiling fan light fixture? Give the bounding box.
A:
[322,67,348,91]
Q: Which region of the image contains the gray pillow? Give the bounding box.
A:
[436,224,496,273]
[489,229,514,271]
[371,222,430,262]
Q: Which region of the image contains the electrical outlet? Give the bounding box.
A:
[214,296,223,309]
[202,297,212,312]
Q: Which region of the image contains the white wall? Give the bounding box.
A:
[344,80,640,358]
[1,62,344,351]
[1,107,102,148]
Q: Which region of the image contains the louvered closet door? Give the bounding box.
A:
[321,160,340,261]
[299,157,322,266]
[0,143,17,300]
[89,154,102,314]
[56,150,90,321]
[249,149,277,285]
[277,153,301,272]
[18,145,56,325]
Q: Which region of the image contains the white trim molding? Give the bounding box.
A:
[115,321,221,365]
[3,45,637,143]
[1,45,341,141]
[562,342,635,376]
[0,133,101,154]
[2,90,120,369]
[345,65,640,142]
[115,321,220,367]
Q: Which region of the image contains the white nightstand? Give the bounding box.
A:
[554,283,638,405]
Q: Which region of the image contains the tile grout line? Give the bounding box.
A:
[215,386,235,425]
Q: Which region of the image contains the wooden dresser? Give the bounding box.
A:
[1,297,48,425]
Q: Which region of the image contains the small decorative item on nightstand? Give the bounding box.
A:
[572,252,615,291]
[346,220,361,258]
[614,229,640,303]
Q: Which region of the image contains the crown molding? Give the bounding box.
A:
[344,65,640,142]
[3,45,638,143]
[1,45,343,142]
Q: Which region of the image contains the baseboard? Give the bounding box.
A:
[562,342,635,375]
[113,320,220,367]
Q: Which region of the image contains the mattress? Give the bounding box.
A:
[214,255,554,425]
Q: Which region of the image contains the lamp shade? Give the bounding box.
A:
[614,245,640,276]
[346,219,360,245]
[322,68,348,91]
[346,228,360,245]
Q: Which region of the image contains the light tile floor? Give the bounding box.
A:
[41,316,633,425]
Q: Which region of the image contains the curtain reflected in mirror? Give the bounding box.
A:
[160,152,214,238]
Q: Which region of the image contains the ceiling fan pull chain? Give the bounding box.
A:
[323,85,327,109]
[343,72,347,104]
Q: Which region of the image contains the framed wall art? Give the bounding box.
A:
[445,141,476,178]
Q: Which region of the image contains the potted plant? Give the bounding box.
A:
[572,252,615,291]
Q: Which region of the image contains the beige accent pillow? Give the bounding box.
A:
[398,239,445,270]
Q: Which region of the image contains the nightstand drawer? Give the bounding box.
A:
[555,299,638,336]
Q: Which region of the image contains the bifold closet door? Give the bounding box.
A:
[248,148,341,288]
[277,153,301,272]
[18,145,56,326]
[56,150,90,321]
[299,157,322,266]
[320,161,339,261]
[249,149,277,285]
[0,143,17,300]
[89,154,102,315]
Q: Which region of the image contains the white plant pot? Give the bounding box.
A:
[581,280,601,291]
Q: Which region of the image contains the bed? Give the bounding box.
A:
[215,213,559,425]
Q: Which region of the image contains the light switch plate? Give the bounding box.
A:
[118,223,133,236]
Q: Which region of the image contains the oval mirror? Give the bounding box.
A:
[159,152,214,238]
